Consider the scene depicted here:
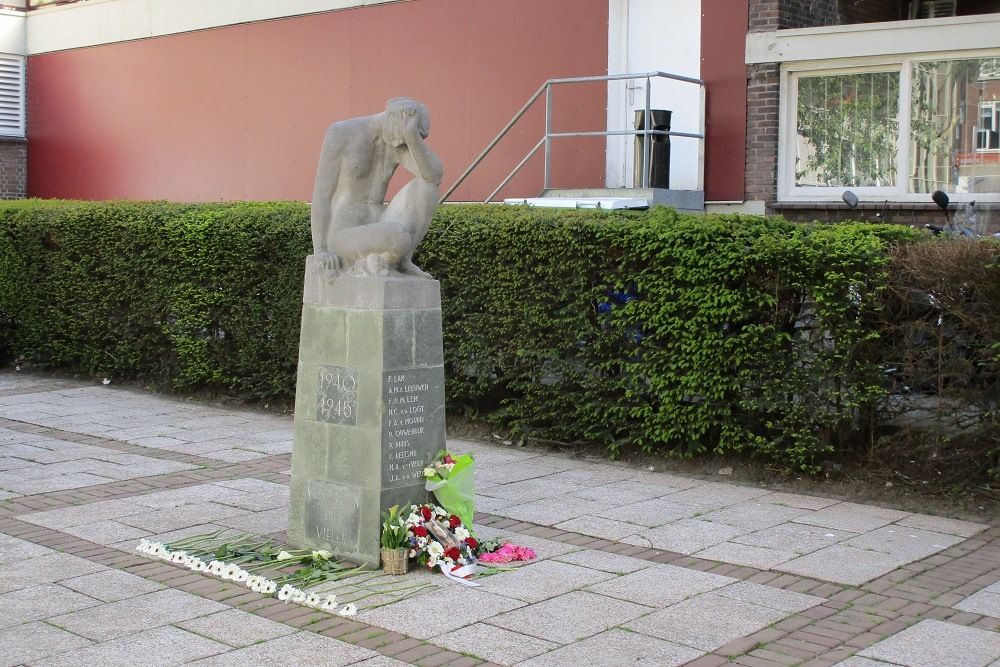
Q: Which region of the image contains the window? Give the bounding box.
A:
[976,101,999,151]
[0,55,25,139]
[783,54,1000,200]
[795,71,899,188]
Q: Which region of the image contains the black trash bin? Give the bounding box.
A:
[634,109,671,189]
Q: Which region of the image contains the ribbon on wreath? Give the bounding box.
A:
[442,561,480,586]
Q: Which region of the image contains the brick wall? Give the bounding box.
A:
[840,0,902,23]
[749,0,901,30]
[745,0,903,208]
[0,140,26,200]
[745,63,780,204]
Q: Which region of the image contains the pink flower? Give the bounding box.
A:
[478,542,536,563]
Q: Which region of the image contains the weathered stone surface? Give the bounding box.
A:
[288,276,445,566]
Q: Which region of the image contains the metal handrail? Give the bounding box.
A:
[440,71,706,204]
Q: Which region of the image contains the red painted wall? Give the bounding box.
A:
[27,0,608,202]
[700,0,749,202]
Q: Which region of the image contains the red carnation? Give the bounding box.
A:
[465,537,478,549]
[419,506,432,520]
[444,546,461,561]
[412,525,428,537]
[449,514,461,528]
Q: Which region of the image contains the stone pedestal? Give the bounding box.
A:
[287,256,445,566]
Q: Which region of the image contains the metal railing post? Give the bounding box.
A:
[440,71,706,204]
[642,76,652,188]
[544,83,552,192]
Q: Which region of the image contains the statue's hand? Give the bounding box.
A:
[313,251,342,283]
[401,108,425,143]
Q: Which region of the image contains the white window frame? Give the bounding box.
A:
[778,48,1000,203]
[976,100,999,153]
[0,53,25,139]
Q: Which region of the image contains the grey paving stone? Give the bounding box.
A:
[475,495,519,513]
[48,588,229,641]
[20,498,140,529]
[61,569,165,602]
[0,535,55,563]
[569,479,677,505]
[734,521,858,554]
[777,544,912,585]
[63,520,150,545]
[119,501,249,533]
[350,657,413,667]
[499,495,610,526]
[760,491,841,510]
[586,563,735,607]
[895,514,988,538]
[0,552,106,594]
[845,525,964,559]
[519,628,705,667]
[713,580,824,612]
[215,507,288,534]
[435,623,559,665]
[660,482,773,509]
[694,540,798,568]
[475,559,615,603]
[622,518,742,554]
[0,471,113,493]
[359,586,525,639]
[176,609,296,648]
[130,484,254,510]
[625,592,787,651]
[488,590,652,644]
[793,502,911,533]
[595,497,702,527]
[32,625,229,667]
[859,619,1000,667]
[955,590,1000,617]
[552,515,644,541]
[0,620,94,667]
[832,659,899,666]
[0,583,100,628]
[553,549,652,574]
[184,631,376,667]
[700,502,810,531]
[478,476,590,502]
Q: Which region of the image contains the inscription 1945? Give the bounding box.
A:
[316,365,358,425]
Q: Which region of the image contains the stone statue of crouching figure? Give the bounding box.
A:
[310,97,442,280]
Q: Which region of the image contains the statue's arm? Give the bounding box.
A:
[311,127,344,253]
[399,123,443,186]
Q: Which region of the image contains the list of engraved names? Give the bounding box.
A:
[384,371,431,485]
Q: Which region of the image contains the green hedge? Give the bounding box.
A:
[0,200,310,400]
[3,199,994,474]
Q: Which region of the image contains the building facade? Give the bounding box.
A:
[0,0,997,229]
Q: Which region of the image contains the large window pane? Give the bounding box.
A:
[910,58,1000,194]
[795,71,899,188]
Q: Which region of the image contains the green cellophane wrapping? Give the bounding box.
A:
[425,454,475,528]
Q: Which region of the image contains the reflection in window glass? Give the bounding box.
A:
[910,58,1000,194]
[795,72,899,188]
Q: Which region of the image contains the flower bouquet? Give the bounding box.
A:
[423,449,475,528]
[406,503,479,583]
[380,504,409,575]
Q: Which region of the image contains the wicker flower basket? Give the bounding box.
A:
[381,548,409,575]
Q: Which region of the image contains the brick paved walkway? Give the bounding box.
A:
[0,372,997,666]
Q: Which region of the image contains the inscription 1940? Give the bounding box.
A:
[316,365,358,425]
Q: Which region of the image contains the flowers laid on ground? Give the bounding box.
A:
[477,542,537,564]
[423,449,475,528]
[406,503,479,575]
[135,531,360,616]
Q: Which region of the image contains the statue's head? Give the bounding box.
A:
[382,97,430,147]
